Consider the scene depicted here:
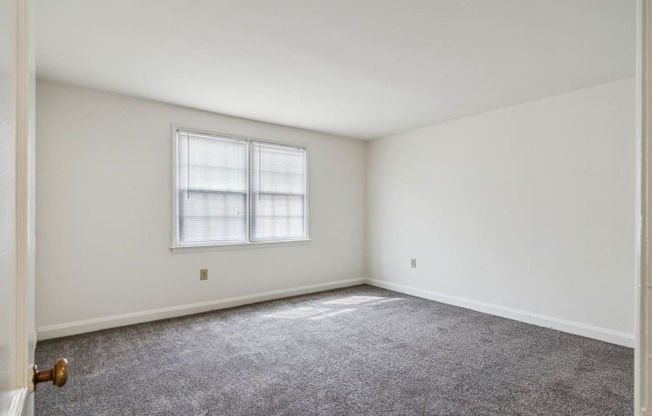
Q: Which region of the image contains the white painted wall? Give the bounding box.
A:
[35,80,366,337]
[36,77,637,347]
[366,78,637,345]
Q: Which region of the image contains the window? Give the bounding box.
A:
[174,129,308,248]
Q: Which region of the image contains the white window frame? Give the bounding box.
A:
[170,125,310,253]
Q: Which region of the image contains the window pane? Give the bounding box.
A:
[250,142,306,242]
[177,132,248,245]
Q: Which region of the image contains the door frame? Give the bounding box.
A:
[638,0,651,414]
[11,0,36,414]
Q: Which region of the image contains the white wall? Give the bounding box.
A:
[35,80,366,337]
[366,78,636,346]
[36,78,637,346]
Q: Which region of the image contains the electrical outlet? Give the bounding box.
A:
[200,269,208,280]
[410,258,417,268]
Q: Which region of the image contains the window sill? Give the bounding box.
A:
[170,238,312,254]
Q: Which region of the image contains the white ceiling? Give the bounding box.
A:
[36,0,635,140]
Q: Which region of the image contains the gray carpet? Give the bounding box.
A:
[35,285,633,415]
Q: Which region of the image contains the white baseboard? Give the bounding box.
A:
[36,278,366,340]
[36,277,635,348]
[364,278,635,348]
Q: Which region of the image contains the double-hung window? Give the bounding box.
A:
[173,128,308,248]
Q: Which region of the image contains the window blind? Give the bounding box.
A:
[176,131,248,245]
[250,141,307,242]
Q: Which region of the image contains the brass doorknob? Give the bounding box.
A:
[33,358,68,388]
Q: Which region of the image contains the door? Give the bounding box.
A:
[0,0,36,415]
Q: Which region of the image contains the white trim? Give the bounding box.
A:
[171,238,311,253]
[171,124,179,250]
[170,125,310,250]
[15,0,34,404]
[7,388,27,416]
[247,132,252,242]
[365,279,635,348]
[36,278,365,340]
[637,0,651,413]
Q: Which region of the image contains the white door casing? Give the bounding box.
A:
[639,0,651,415]
[0,0,36,415]
[0,0,21,410]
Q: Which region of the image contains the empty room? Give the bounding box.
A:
[2,0,650,415]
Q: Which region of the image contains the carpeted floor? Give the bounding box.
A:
[35,285,633,415]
